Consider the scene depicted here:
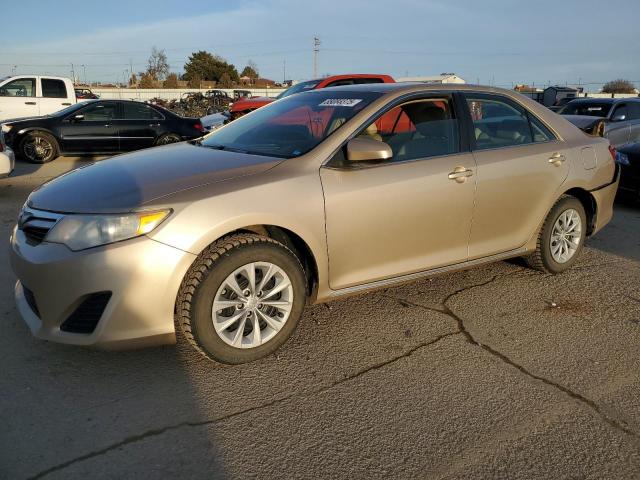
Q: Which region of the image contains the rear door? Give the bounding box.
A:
[115,102,165,151]
[39,78,73,116]
[59,101,119,153]
[0,77,39,119]
[464,93,570,259]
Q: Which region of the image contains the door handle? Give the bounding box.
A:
[548,152,566,166]
[25,101,36,105]
[104,124,112,128]
[448,166,473,183]
[61,102,71,106]
[149,123,161,127]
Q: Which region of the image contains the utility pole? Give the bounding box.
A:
[283,59,286,83]
[313,36,320,78]
[81,64,87,86]
[70,63,75,84]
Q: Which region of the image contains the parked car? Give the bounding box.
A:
[0,127,15,178]
[10,84,618,364]
[0,75,76,121]
[615,142,640,199]
[74,88,100,99]
[558,98,640,147]
[2,99,204,163]
[228,73,395,119]
[233,89,252,101]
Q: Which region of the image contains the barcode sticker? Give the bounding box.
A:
[319,99,363,107]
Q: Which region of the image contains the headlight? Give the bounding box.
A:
[616,152,630,166]
[46,210,171,251]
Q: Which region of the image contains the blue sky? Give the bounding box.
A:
[1,0,639,90]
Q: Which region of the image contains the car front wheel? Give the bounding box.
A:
[176,234,307,364]
[19,131,59,163]
[526,196,587,274]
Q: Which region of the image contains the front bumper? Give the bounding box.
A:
[10,226,196,349]
[590,167,621,235]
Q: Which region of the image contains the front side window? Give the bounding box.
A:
[467,95,533,149]
[0,78,35,97]
[356,98,460,163]
[558,101,612,117]
[202,91,382,158]
[122,102,163,120]
[42,79,67,98]
[611,105,628,121]
[627,102,640,120]
[80,103,118,121]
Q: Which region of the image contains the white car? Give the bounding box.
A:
[0,75,77,121]
[200,111,229,132]
[0,144,15,178]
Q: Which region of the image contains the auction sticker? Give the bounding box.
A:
[319,99,363,107]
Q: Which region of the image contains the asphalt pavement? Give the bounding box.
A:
[1,156,639,479]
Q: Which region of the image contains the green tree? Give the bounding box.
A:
[163,73,178,88]
[241,60,259,81]
[602,79,636,94]
[183,50,239,84]
[147,47,170,81]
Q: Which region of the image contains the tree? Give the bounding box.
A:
[602,79,636,94]
[163,73,178,88]
[129,73,138,87]
[139,73,155,89]
[219,72,233,88]
[183,50,239,84]
[241,60,259,81]
[147,47,170,81]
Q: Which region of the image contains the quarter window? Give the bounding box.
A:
[0,78,35,97]
[528,113,555,143]
[355,98,460,163]
[42,79,67,98]
[122,102,163,120]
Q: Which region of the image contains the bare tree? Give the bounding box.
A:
[602,79,637,94]
[129,73,138,87]
[139,73,155,89]
[147,47,170,81]
[163,73,178,88]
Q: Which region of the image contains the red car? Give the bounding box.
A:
[229,73,395,119]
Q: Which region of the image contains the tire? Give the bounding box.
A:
[526,196,587,274]
[19,131,58,163]
[176,234,307,364]
[155,133,182,146]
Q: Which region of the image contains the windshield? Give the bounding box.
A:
[276,80,320,100]
[201,90,382,158]
[558,101,612,117]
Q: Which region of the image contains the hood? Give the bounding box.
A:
[28,142,283,213]
[561,114,604,130]
[2,115,50,125]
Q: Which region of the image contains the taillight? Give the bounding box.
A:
[194,122,204,132]
[608,145,616,162]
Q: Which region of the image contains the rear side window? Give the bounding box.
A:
[42,79,67,98]
[358,97,460,162]
[0,78,35,97]
[466,94,558,149]
[628,102,640,120]
[122,102,163,120]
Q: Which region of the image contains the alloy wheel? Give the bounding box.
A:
[550,208,582,263]
[211,262,293,349]
[24,137,53,162]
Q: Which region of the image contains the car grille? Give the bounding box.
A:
[60,292,112,334]
[23,286,40,318]
[17,208,63,246]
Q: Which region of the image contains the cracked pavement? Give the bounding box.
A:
[1,157,640,479]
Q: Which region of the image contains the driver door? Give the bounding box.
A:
[59,102,120,153]
[0,77,39,120]
[320,95,476,290]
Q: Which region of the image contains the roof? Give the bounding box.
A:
[566,97,640,104]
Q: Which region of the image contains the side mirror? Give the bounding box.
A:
[346,137,393,163]
[72,114,84,122]
[612,113,626,122]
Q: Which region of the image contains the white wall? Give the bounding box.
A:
[92,88,286,101]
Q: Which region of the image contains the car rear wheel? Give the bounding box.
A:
[155,133,182,145]
[526,196,587,274]
[176,234,307,364]
[19,132,58,163]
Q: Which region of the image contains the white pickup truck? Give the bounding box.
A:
[0,75,77,121]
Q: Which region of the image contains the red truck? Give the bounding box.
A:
[229,73,395,119]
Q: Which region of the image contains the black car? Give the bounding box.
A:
[2,100,204,163]
[616,143,640,199]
